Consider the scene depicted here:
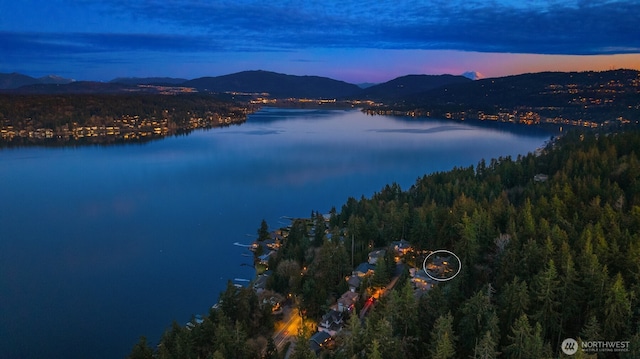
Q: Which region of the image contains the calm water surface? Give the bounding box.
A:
[0,108,550,358]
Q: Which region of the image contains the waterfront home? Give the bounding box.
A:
[253,270,272,293]
[258,250,276,266]
[267,231,283,249]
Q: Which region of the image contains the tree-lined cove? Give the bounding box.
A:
[3,108,554,358]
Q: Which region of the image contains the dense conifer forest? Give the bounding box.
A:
[130,129,640,358]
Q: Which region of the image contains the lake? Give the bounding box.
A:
[0,108,551,358]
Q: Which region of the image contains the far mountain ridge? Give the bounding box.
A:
[374,69,640,125]
[183,70,362,98]
[38,75,74,85]
[357,82,378,89]
[0,72,40,89]
[357,74,472,101]
[110,77,189,86]
[0,73,74,89]
[2,69,637,103]
[406,69,640,107]
[6,81,136,94]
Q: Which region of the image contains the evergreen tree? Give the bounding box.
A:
[312,212,326,246]
[557,241,581,336]
[499,277,530,337]
[393,281,419,337]
[432,332,456,359]
[603,273,632,339]
[375,317,399,359]
[532,259,561,340]
[622,328,640,359]
[368,339,383,359]
[340,311,364,358]
[504,314,535,359]
[258,219,270,241]
[455,211,480,268]
[580,315,601,342]
[371,257,390,288]
[430,313,456,359]
[528,323,548,358]
[290,331,315,359]
[458,289,495,356]
[474,331,500,359]
[128,336,154,359]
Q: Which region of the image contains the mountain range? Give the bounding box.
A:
[0,70,475,100]
[108,77,189,85]
[357,74,472,100]
[182,70,362,98]
[1,69,638,113]
[0,73,74,90]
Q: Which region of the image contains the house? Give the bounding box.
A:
[186,314,204,330]
[391,239,412,256]
[534,173,549,182]
[309,330,332,355]
[318,309,345,336]
[253,270,272,293]
[346,275,361,292]
[251,242,260,251]
[368,249,386,264]
[409,267,436,291]
[252,231,283,252]
[353,262,375,277]
[260,294,283,314]
[258,250,276,266]
[267,231,283,249]
[263,238,278,250]
[425,255,456,279]
[337,291,359,313]
[255,238,278,252]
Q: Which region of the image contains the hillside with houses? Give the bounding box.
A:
[130,129,640,359]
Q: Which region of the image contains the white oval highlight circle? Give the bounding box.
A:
[422,249,461,282]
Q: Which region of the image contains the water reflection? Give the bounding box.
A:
[0,108,550,359]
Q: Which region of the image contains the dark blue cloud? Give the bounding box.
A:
[4,0,639,57]
[85,0,640,55]
[2,0,639,80]
[0,32,217,54]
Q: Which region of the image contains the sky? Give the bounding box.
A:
[1,0,639,84]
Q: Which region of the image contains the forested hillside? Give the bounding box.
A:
[366,70,640,127]
[330,130,640,358]
[131,129,640,358]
